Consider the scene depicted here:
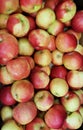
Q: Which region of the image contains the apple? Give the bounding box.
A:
[47,35,56,51]
[36,7,56,29]
[7,13,30,37]
[47,19,64,36]
[18,37,34,56]
[34,90,54,111]
[61,91,80,112]
[63,51,83,70]
[55,32,77,53]
[28,29,50,50]
[6,56,30,80]
[71,10,83,32]
[50,65,67,79]
[0,66,14,85]
[25,117,50,130]
[78,106,83,120]
[0,0,19,14]
[64,111,83,129]
[55,0,76,23]
[0,32,19,65]
[44,104,67,129]
[1,119,24,130]
[34,49,52,66]
[75,43,83,55]
[11,79,34,102]
[52,49,64,65]
[13,101,37,125]
[44,0,60,10]
[30,70,50,89]
[0,86,16,106]
[20,0,43,14]
[67,70,83,89]
[0,106,13,122]
[27,15,36,31]
[0,14,9,29]
[50,78,69,97]
[74,89,83,105]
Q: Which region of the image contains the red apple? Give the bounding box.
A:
[64,111,83,129]
[6,56,30,80]
[45,0,60,10]
[30,70,50,89]
[0,86,16,106]
[47,19,64,36]
[44,104,67,129]
[55,32,77,53]
[0,0,19,14]
[61,91,80,112]
[26,117,50,130]
[0,14,9,29]
[34,90,54,111]
[27,15,36,31]
[0,32,19,65]
[47,35,56,51]
[71,10,83,32]
[28,29,50,50]
[34,49,52,66]
[13,101,37,125]
[36,7,56,29]
[7,13,30,37]
[20,0,43,14]
[67,70,83,89]
[55,0,76,23]
[50,65,67,79]
[63,51,83,70]
[50,78,69,97]
[11,79,34,102]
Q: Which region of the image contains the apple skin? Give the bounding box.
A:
[55,32,77,53]
[13,101,37,125]
[7,13,30,37]
[63,51,83,70]
[20,0,43,14]
[47,19,64,36]
[75,43,83,55]
[47,35,56,51]
[50,65,67,79]
[25,117,50,130]
[71,10,83,33]
[30,70,50,89]
[0,86,16,106]
[52,49,64,65]
[45,0,60,10]
[55,0,76,23]
[0,0,19,14]
[64,111,83,130]
[1,106,13,122]
[36,7,56,29]
[0,14,9,29]
[28,29,50,50]
[1,119,24,130]
[78,106,83,120]
[27,15,36,31]
[34,90,54,111]
[50,78,69,97]
[67,70,83,89]
[6,56,30,81]
[34,49,52,66]
[61,91,80,112]
[11,79,34,103]
[0,32,19,65]
[0,66,14,85]
[44,104,67,129]
[74,89,83,105]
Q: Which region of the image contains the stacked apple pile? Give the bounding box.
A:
[0,0,83,130]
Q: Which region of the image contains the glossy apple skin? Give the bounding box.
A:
[13,101,37,125]
[0,32,19,65]
[44,104,67,129]
[11,79,34,102]
[25,117,50,130]
[6,56,30,80]
[0,0,19,14]
[0,86,16,106]
[55,32,77,53]
[45,0,60,10]
[63,51,83,70]
[71,10,83,32]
